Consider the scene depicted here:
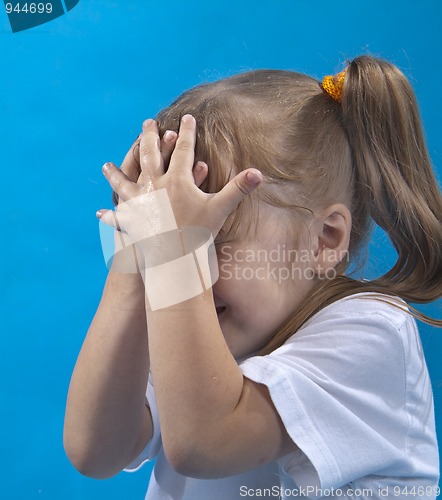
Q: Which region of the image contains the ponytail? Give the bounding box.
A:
[341,56,442,303]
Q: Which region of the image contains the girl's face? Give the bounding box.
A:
[213,203,317,359]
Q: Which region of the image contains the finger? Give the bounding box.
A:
[112,136,142,206]
[167,114,196,177]
[139,119,164,180]
[214,168,263,216]
[121,135,142,182]
[96,208,125,231]
[103,162,138,202]
[161,130,178,169]
[193,161,208,187]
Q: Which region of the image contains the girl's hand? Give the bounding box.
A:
[97,115,262,249]
[114,128,180,201]
[105,129,180,272]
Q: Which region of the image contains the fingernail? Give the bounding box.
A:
[246,169,263,185]
[182,114,195,124]
[96,210,103,219]
[143,119,154,129]
[164,130,176,142]
[102,163,110,173]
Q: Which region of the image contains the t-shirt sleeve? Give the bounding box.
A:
[124,375,162,472]
[239,297,436,490]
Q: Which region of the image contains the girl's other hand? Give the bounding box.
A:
[113,128,207,206]
[97,115,262,244]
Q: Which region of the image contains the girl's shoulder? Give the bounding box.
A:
[305,291,413,331]
[285,292,419,358]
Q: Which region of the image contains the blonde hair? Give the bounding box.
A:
[154,55,442,354]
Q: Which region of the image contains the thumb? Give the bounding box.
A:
[215,168,263,216]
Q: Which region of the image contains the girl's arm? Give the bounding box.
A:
[64,268,151,479]
[147,290,297,479]
[64,134,178,479]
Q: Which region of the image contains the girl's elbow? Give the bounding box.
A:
[166,450,208,478]
[63,438,121,479]
[163,437,222,479]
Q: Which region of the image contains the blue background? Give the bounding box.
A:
[1,1,441,498]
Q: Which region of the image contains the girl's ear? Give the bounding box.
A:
[310,204,352,276]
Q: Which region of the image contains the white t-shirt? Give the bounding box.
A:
[125,293,440,499]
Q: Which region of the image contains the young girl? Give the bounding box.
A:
[64,55,442,499]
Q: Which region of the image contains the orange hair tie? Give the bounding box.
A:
[321,69,347,103]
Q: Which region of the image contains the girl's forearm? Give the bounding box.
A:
[146,288,244,469]
[64,270,152,478]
